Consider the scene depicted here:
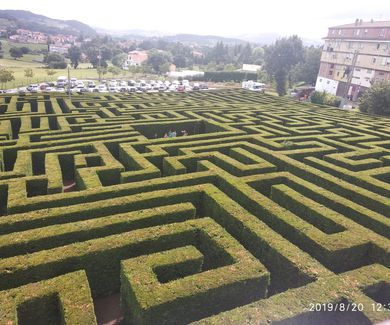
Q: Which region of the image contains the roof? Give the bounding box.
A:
[330,20,390,29]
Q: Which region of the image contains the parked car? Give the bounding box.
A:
[18,87,27,95]
[97,85,108,93]
[30,85,39,93]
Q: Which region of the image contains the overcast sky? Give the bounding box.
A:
[2,0,390,40]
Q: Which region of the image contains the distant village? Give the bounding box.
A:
[0,28,82,54]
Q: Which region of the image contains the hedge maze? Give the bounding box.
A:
[0,89,389,324]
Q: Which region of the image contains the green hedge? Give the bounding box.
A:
[195,71,258,82]
[121,218,269,325]
[0,270,96,325]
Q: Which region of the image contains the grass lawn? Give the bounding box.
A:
[0,50,144,88]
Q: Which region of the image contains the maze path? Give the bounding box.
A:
[0,90,389,325]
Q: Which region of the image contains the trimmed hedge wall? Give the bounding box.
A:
[0,90,389,324]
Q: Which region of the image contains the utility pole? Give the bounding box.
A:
[97,49,102,83]
[67,65,71,100]
[339,50,359,108]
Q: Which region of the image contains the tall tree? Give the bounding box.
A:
[46,69,57,78]
[24,68,34,84]
[68,46,82,69]
[360,81,390,116]
[9,47,23,60]
[264,35,304,96]
[290,46,322,85]
[145,50,172,74]
[111,53,127,68]
[0,68,15,89]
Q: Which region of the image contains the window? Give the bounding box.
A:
[367,69,372,74]
[381,57,386,66]
[372,57,377,64]
[355,68,361,72]
[379,72,385,76]
[328,70,333,75]
[319,78,323,82]
[356,29,360,35]
[337,72,340,77]
[377,43,380,50]
[379,28,385,37]
[330,64,334,68]
[327,81,330,84]
[338,29,342,35]
[364,29,368,34]
[332,29,336,35]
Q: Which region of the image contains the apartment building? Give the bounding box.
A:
[315,20,390,100]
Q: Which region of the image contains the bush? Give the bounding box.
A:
[359,81,390,116]
[310,91,341,107]
[48,61,68,69]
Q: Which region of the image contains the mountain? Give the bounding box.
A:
[236,33,281,45]
[111,30,248,46]
[95,28,171,39]
[0,10,96,36]
[161,34,247,46]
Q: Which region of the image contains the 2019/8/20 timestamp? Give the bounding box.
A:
[309,303,390,312]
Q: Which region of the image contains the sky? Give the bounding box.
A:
[2,0,390,40]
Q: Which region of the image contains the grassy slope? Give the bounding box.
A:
[0,39,142,87]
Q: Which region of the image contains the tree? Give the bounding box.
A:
[145,50,172,74]
[252,47,265,65]
[264,35,304,96]
[97,67,108,81]
[238,43,253,64]
[84,45,112,68]
[44,53,67,69]
[20,47,30,54]
[46,69,57,78]
[208,41,229,64]
[290,46,322,85]
[107,66,121,77]
[9,47,23,60]
[0,68,15,89]
[24,68,34,83]
[359,81,390,116]
[68,46,82,69]
[111,53,127,68]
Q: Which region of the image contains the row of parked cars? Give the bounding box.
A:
[13,78,209,95]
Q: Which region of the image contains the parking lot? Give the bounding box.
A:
[1,78,211,94]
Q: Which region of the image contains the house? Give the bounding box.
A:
[315,19,390,101]
[49,44,71,54]
[123,50,149,69]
